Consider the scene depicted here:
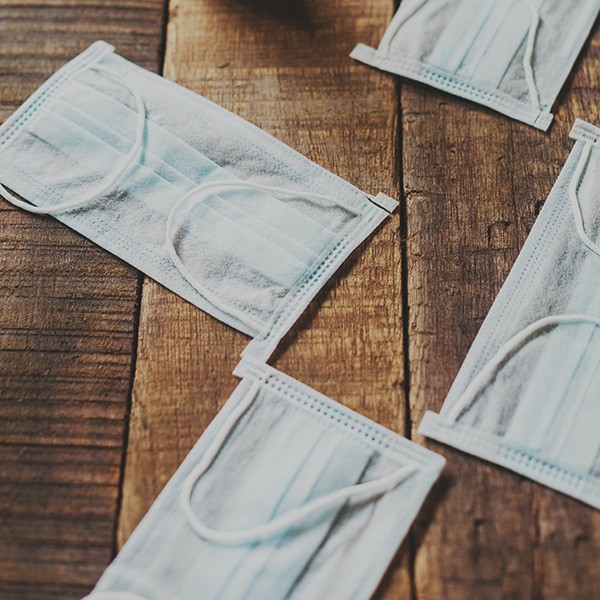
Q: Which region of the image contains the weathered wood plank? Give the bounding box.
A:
[403,90,537,600]
[118,0,408,596]
[515,28,600,598]
[403,20,600,600]
[0,2,167,598]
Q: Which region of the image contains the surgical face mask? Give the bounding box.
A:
[82,358,444,600]
[419,119,600,509]
[0,41,397,361]
[352,0,600,131]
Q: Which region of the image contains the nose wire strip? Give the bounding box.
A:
[445,315,600,424]
[165,179,363,336]
[180,379,418,546]
[0,64,146,214]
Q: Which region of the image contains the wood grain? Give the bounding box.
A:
[403,19,600,600]
[0,2,167,598]
[118,0,409,596]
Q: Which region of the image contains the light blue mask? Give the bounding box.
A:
[419,119,600,509]
[0,41,397,361]
[352,0,600,130]
[82,358,444,600]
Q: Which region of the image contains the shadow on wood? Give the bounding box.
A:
[229,0,313,29]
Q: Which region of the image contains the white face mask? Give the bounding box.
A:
[351,0,600,130]
[419,119,600,510]
[0,41,397,361]
[82,358,444,600]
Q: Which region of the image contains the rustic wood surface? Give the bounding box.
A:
[0,1,599,599]
[0,2,166,599]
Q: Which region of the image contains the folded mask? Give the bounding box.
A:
[419,119,600,509]
[0,41,397,360]
[82,357,444,600]
[351,0,600,130]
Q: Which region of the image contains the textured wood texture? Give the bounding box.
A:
[404,20,600,600]
[0,2,167,599]
[1,1,600,599]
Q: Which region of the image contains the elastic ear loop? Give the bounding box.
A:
[0,64,145,214]
[165,180,363,337]
[520,0,541,111]
[569,141,600,257]
[180,379,418,545]
[444,314,600,424]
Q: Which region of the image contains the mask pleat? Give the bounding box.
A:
[176,392,328,597]
[180,200,309,287]
[503,323,597,450]
[455,1,515,80]
[541,333,600,473]
[426,0,497,73]
[22,96,328,326]
[52,97,201,189]
[24,114,136,201]
[467,1,539,89]
[27,102,187,200]
[226,435,370,599]
[557,1,600,62]
[35,104,309,289]
[288,455,428,600]
[194,193,317,268]
[62,79,340,250]
[71,74,357,238]
[55,92,331,267]
[129,68,364,228]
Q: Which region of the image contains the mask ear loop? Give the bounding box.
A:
[377,0,427,55]
[444,314,600,424]
[180,379,418,545]
[569,141,600,256]
[520,0,541,111]
[0,64,145,214]
[165,180,363,336]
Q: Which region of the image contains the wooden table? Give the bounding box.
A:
[1,1,599,598]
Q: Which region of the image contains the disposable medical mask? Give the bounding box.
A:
[352,0,600,130]
[420,120,600,509]
[82,358,445,600]
[0,41,397,360]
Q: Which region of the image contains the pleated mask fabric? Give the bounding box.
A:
[83,358,444,600]
[0,41,398,361]
[419,120,600,509]
[351,0,600,131]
